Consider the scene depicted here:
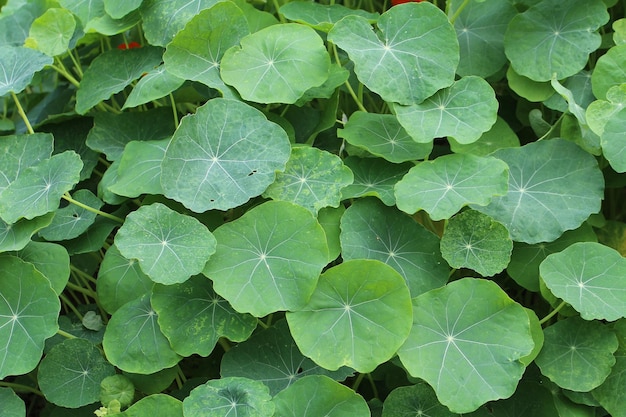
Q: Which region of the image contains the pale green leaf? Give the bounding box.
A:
[0,45,52,96]
[25,8,75,56]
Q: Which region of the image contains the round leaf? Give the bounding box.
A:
[440,209,513,277]
[394,76,498,144]
[328,3,458,105]
[278,2,378,32]
[449,116,520,156]
[382,382,457,417]
[0,45,53,96]
[11,241,70,295]
[262,146,353,214]
[286,259,413,373]
[340,198,449,297]
[160,98,291,212]
[122,65,184,109]
[121,394,183,417]
[539,242,626,321]
[25,8,76,56]
[397,278,535,413]
[203,201,329,317]
[0,256,60,379]
[0,133,53,194]
[0,387,25,417]
[472,139,604,244]
[115,203,217,285]
[591,320,626,416]
[535,316,618,392]
[273,375,370,417]
[38,338,116,408]
[601,107,626,173]
[39,189,103,241]
[591,44,626,100]
[587,84,626,137]
[100,374,135,408]
[488,380,560,417]
[221,23,330,104]
[395,153,509,221]
[341,157,413,206]
[0,214,54,253]
[109,139,169,198]
[504,0,609,81]
[182,377,274,417]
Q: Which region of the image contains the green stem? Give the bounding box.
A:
[51,58,80,88]
[257,318,269,329]
[169,93,179,127]
[343,80,368,113]
[366,373,379,399]
[352,373,365,391]
[57,329,77,339]
[60,293,84,320]
[448,0,470,24]
[539,300,567,325]
[0,382,44,396]
[70,264,98,285]
[10,91,34,134]
[62,193,124,223]
[66,281,97,298]
[271,0,286,22]
[218,337,231,352]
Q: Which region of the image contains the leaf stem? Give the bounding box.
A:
[448,0,470,24]
[62,193,124,224]
[60,293,84,320]
[169,93,179,127]
[66,281,97,298]
[538,300,567,325]
[352,373,365,391]
[343,80,368,113]
[218,337,231,352]
[10,91,34,134]
[57,329,77,339]
[0,382,44,396]
[52,57,81,87]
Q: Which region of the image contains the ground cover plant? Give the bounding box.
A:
[1,0,626,415]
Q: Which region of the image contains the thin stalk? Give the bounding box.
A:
[66,281,97,298]
[352,373,365,391]
[448,0,470,24]
[62,193,124,223]
[366,373,379,399]
[271,0,286,22]
[539,300,567,325]
[176,365,188,384]
[10,91,34,134]
[69,48,83,78]
[169,93,179,127]
[70,264,98,285]
[218,337,231,352]
[57,329,77,339]
[52,57,80,87]
[60,293,84,320]
[0,382,44,396]
[343,80,368,113]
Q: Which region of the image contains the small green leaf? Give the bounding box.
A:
[0,387,25,417]
[449,116,520,156]
[124,367,178,395]
[382,382,457,417]
[0,45,53,96]
[591,320,626,416]
[104,0,143,19]
[11,241,70,295]
[0,214,54,253]
[341,157,413,206]
[591,44,626,100]
[586,84,626,137]
[601,107,626,173]
[39,189,103,241]
[59,0,105,27]
[109,139,168,198]
[317,205,345,262]
[121,394,183,417]
[122,65,184,109]
[488,380,560,417]
[100,374,135,408]
[0,133,53,194]
[25,8,75,56]
[115,203,217,285]
[279,1,378,32]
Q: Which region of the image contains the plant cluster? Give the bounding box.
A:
[1,0,626,416]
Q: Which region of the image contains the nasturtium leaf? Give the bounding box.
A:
[203,201,328,317]
[395,153,509,221]
[535,316,618,392]
[394,76,498,144]
[504,0,609,81]
[317,205,344,262]
[287,259,412,373]
[340,198,448,297]
[161,99,290,212]
[488,380,560,417]
[124,366,178,395]
[183,377,274,417]
[0,133,53,194]
[337,112,432,163]
[545,70,595,114]
[587,84,626,137]
[601,107,626,173]
[221,319,353,395]
[39,189,103,241]
[328,2,458,105]
[591,320,626,416]
[540,242,626,321]
[451,0,517,78]
[279,1,378,32]
[11,241,70,295]
[104,0,143,19]
[58,0,105,27]
[520,308,544,366]
[100,374,135,408]
[25,8,75,56]
[0,2,42,47]
[163,2,249,99]
[506,66,555,102]
[151,275,257,357]
[591,44,626,100]
[122,65,184,109]
[398,278,534,413]
[0,214,54,252]
[273,375,369,417]
[0,45,52,96]
[115,203,217,285]
[341,157,413,206]
[0,387,25,417]
[38,338,115,408]
[0,256,60,379]
[440,210,512,277]
[262,146,353,214]
[121,394,183,417]
[0,151,83,224]
[75,46,164,114]
[102,293,181,374]
[221,23,330,104]
[62,213,121,255]
[382,382,457,417]
[86,9,141,35]
[98,160,127,205]
[109,139,168,197]
[449,117,520,156]
[473,139,604,244]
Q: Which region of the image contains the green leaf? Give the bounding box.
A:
[601,107,626,173]
[382,382,457,417]
[0,256,60,379]
[341,157,413,206]
[0,133,53,194]
[440,209,512,277]
[109,139,168,198]
[591,320,626,416]
[161,99,290,212]
[0,387,25,417]
[75,46,163,114]
[39,189,103,241]
[62,214,121,255]
[151,275,257,357]
[38,338,116,408]
[58,0,105,27]
[539,242,626,321]
[0,151,83,224]
[449,116,520,156]
[328,2,458,105]
[102,293,181,374]
[397,278,534,413]
[203,201,328,317]
[124,367,178,395]
[394,76,498,144]
[11,241,70,295]
[395,153,509,221]
[0,45,52,95]
[122,65,184,109]
[115,203,216,285]
[287,259,412,373]
[488,380,560,417]
[104,0,143,19]
[121,394,183,417]
[473,139,604,244]
[504,0,609,81]
[273,375,370,417]
[506,66,555,102]
[85,9,141,36]
[182,377,274,417]
[591,44,626,100]
[25,8,75,56]
[520,308,544,367]
[586,84,626,137]
[317,205,344,262]
[535,316,618,392]
[279,2,378,32]
[0,214,54,252]
[100,374,135,408]
[163,2,249,99]
[337,112,432,163]
[340,198,448,297]
[221,23,330,104]
[262,146,353,214]
[0,2,43,47]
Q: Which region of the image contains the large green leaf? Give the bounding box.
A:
[120,394,183,417]
[539,242,626,321]
[473,139,604,244]
[58,0,105,27]
[122,65,184,109]
[591,320,626,417]
[0,133,53,194]
[160,98,290,212]
[504,0,609,81]
[394,76,498,144]
[287,259,412,373]
[0,256,60,379]
[0,45,52,96]
[104,0,143,19]
[341,157,413,206]
[448,116,520,156]
[340,198,448,297]
[115,203,217,285]
[328,2,458,105]
[0,387,25,417]
[587,84,626,137]
[39,189,102,241]
[278,1,378,32]
[203,201,328,317]
[221,23,330,104]
[397,278,534,413]
[109,139,168,198]
[590,44,626,100]
[395,153,509,221]
[601,107,626,173]
[0,214,54,253]
[25,7,75,56]
[11,241,70,295]
[382,382,457,417]
[487,380,560,417]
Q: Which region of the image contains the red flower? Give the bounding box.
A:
[391,0,425,5]
[117,41,141,50]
